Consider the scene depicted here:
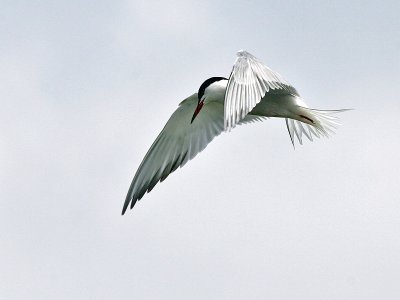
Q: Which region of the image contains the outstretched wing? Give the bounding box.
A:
[122,94,225,215]
[225,50,298,130]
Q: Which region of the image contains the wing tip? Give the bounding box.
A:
[121,195,139,215]
[121,199,130,215]
[236,49,254,59]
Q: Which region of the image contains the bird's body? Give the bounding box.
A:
[122,51,347,215]
[195,78,308,122]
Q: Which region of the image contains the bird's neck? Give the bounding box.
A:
[204,79,228,103]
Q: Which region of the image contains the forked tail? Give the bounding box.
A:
[286,106,350,147]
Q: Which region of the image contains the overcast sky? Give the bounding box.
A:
[1,0,400,299]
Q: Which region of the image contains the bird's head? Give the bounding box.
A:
[191,76,227,123]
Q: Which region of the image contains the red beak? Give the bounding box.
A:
[191,100,204,124]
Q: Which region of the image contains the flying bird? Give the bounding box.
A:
[122,50,347,215]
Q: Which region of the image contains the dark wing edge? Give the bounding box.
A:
[122,97,225,215]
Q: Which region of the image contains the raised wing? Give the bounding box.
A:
[225,50,298,130]
[122,94,225,215]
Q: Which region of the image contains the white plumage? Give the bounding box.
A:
[122,50,348,214]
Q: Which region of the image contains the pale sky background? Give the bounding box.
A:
[1,0,400,299]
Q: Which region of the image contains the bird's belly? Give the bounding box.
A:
[249,92,304,118]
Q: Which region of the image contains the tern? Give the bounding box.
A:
[122,50,347,215]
